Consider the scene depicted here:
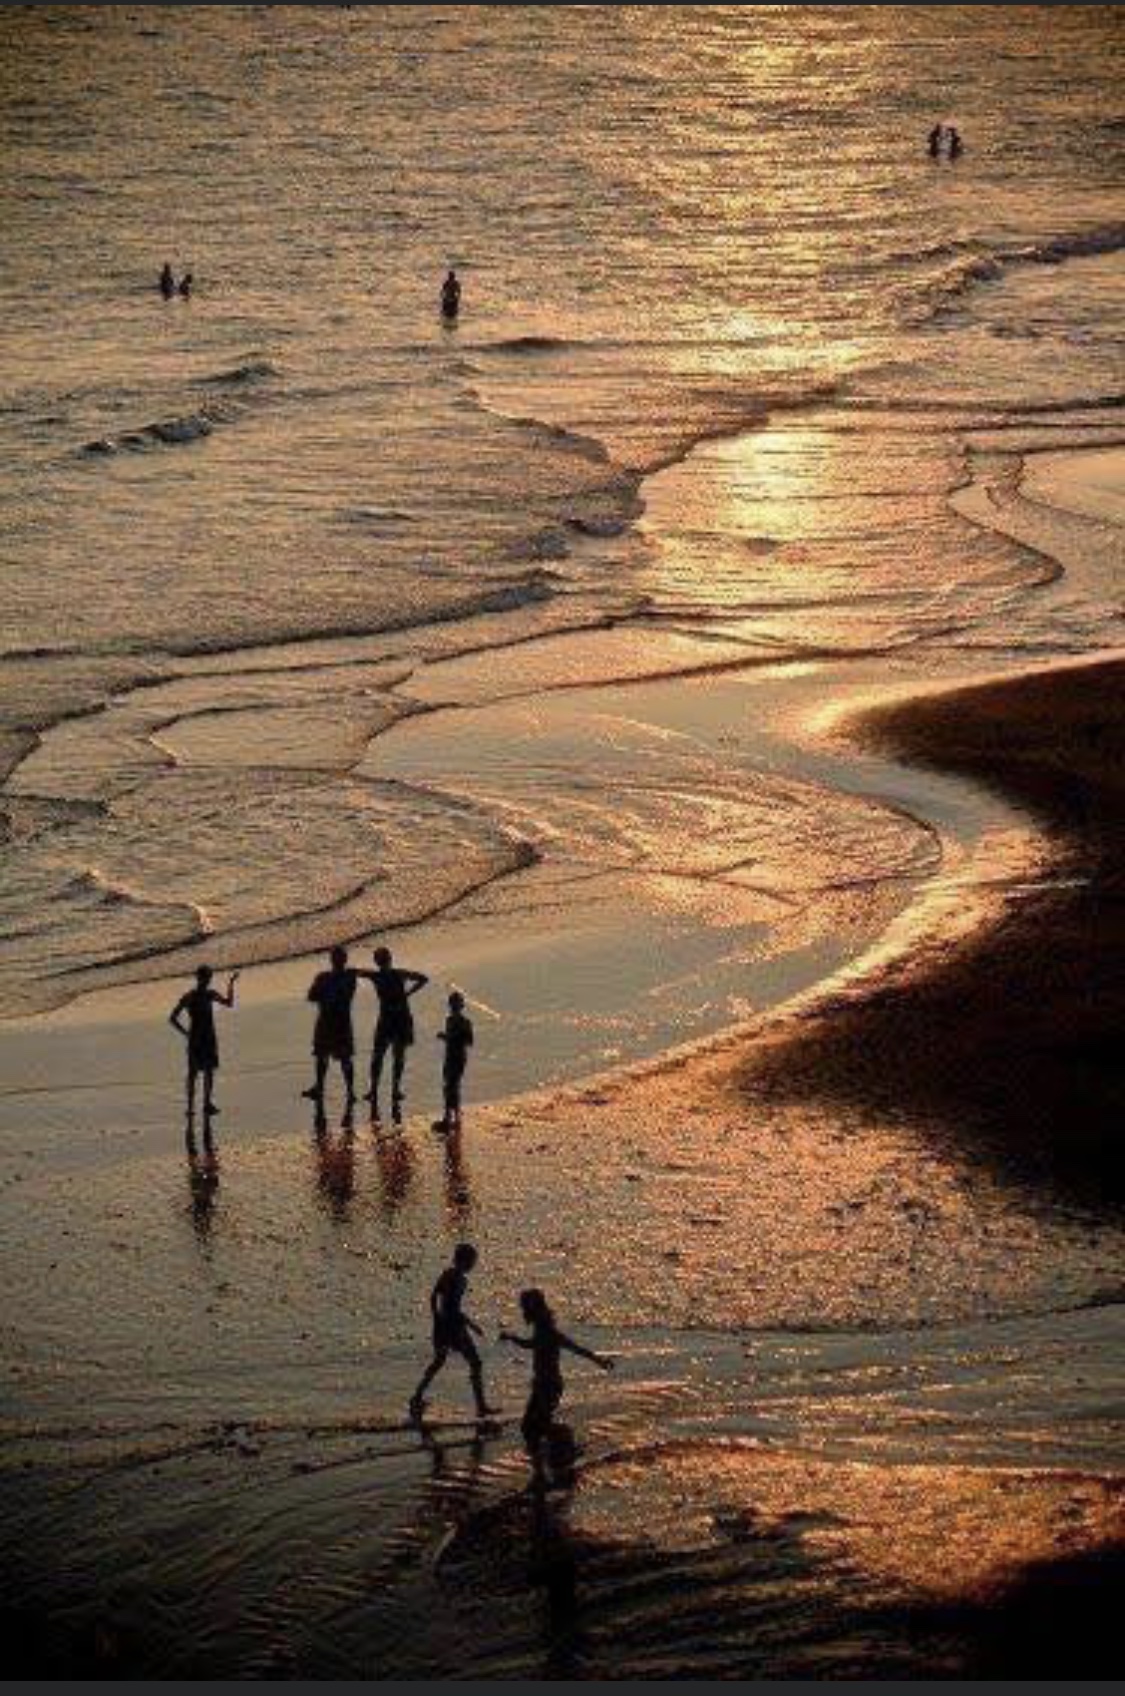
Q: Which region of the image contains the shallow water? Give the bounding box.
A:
[2,8,1124,1677]
[1,4,1122,1010]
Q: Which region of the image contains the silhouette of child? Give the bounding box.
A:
[501,1288,612,1471]
[410,1243,496,1422]
[170,964,239,1119]
[432,990,474,1132]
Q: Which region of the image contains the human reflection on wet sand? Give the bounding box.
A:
[185,1129,220,1247]
[312,1113,356,1223]
[441,1126,476,1234]
[372,1121,416,1221]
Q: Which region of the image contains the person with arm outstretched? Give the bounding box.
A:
[500,1287,612,1470]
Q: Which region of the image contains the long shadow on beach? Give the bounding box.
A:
[741,660,1125,1218]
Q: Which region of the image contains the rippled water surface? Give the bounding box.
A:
[0,4,1122,1011]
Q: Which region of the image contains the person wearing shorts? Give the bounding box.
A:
[305,945,361,1109]
[409,1243,495,1421]
[364,945,428,1120]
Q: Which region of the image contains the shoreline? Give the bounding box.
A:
[3,425,1124,1677]
[738,650,1125,1213]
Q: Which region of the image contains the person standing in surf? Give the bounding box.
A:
[305,944,361,1111]
[409,1243,496,1422]
[364,945,428,1121]
[170,964,239,1121]
[440,267,461,321]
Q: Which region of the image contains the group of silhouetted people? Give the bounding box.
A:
[304,944,471,1130]
[168,953,609,1474]
[927,123,964,161]
[159,262,193,299]
[169,944,471,1133]
[157,262,460,318]
[410,1243,612,1474]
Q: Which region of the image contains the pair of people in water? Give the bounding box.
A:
[159,262,193,298]
[410,1243,613,1472]
[305,943,472,1126]
[927,123,963,160]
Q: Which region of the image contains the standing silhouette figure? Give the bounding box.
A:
[305,945,361,1110]
[364,946,428,1122]
[440,268,462,321]
[433,989,474,1132]
[170,964,239,1120]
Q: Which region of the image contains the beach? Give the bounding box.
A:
[3,617,1124,1677]
[2,4,1124,1679]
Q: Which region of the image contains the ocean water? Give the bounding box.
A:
[0,3,1122,1018]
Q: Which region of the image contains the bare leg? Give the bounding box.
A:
[392,1041,407,1106]
[410,1347,448,1414]
[462,1337,496,1418]
[303,1056,328,1100]
[367,1033,389,1113]
[187,1062,198,1119]
[342,1058,355,1106]
[203,1068,218,1116]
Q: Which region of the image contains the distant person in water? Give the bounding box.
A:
[159,262,176,299]
[305,945,361,1109]
[948,127,963,159]
[178,271,194,298]
[409,1243,496,1422]
[500,1288,613,1471]
[432,990,474,1133]
[440,268,461,320]
[364,945,428,1121]
[927,123,944,159]
[170,964,239,1119]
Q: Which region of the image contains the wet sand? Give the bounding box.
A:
[3,647,1124,1676]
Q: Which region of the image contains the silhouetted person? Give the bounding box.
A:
[927,123,944,159]
[179,271,194,298]
[305,944,360,1109]
[432,989,473,1132]
[501,1288,612,1475]
[159,262,176,299]
[410,1243,496,1422]
[170,964,239,1119]
[440,268,461,321]
[948,127,964,159]
[364,945,427,1121]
